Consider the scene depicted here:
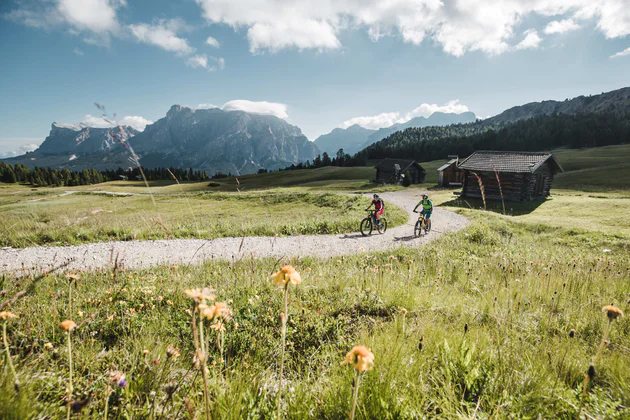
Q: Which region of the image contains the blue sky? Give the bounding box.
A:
[1,0,629,157]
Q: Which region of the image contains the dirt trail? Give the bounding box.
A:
[0,190,468,274]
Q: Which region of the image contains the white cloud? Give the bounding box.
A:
[19,144,40,154]
[610,47,630,58]
[0,139,43,157]
[340,100,471,129]
[206,36,221,48]
[186,54,225,71]
[194,0,630,55]
[544,19,580,34]
[73,47,84,55]
[222,100,289,119]
[57,0,121,34]
[515,29,542,50]
[196,103,220,109]
[59,114,153,131]
[129,19,195,55]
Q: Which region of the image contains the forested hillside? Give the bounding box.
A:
[357,112,630,162]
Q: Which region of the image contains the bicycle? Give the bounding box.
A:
[360,210,388,236]
[413,211,431,237]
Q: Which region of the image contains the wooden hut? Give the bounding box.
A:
[374,158,426,184]
[458,151,563,201]
[437,158,464,187]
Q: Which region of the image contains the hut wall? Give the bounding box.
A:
[462,171,530,201]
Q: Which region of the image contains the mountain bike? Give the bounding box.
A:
[414,211,431,237]
[360,210,387,236]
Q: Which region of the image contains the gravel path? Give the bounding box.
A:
[0,190,468,275]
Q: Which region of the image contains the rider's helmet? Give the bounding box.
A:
[422,194,428,200]
[373,194,379,199]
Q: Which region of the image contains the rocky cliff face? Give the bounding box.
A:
[6,106,320,175]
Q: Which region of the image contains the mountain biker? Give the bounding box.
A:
[413,194,433,230]
[366,194,385,225]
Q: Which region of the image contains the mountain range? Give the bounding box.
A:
[4,106,319,175]
[314,111,477,155]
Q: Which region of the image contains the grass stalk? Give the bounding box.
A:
[2,321,18,385]
[66,330,73,420]
[277,284,289,419]
[349,370,361,420]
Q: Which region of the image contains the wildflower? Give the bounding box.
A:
[400,308,408,314]
[342,345,375,372]
[65,273,80,281]
[184,288,215,303]
[569,329,576,338]
[271,265,302,287]
[44,342,53,350]
[60,320,77,331]
[166,345,180,359]
[210,322,226,332]
[0,312,19,320]
[389,255,396,260]
[202,302,232,321]
[602,305,624,320]
[603,249,612,253]
[109,371,128,387]
[359,247,365,252]
[142,349,149,355]
[407,260,413,264]
[78,311,84,317]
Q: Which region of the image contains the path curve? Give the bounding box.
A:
[0,190,468,275]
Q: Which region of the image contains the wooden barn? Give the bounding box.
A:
[437,158,465,187]
[374,158,426,184]
[458,151,563,201]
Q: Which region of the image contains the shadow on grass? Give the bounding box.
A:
[441,196,549,216]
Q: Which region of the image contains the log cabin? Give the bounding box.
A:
[458,151,563,201]
[437,158,465,187]
[374,158,426,184]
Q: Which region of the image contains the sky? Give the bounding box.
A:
[1,0,629,157]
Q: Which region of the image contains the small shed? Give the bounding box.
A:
[458,151,563,201]
[437,158,465,187]
[374,158,426,184]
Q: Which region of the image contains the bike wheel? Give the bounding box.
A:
[360,218,373,236]
[377,218,387,234]
[414,220,422,237]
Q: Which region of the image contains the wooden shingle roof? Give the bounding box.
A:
[436,159,458,172]
[374,158,425,173]
[457,151,563,174]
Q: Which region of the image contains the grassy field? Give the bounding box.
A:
[0,187,407,248]
[1,199,628,418]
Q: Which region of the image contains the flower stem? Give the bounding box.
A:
[277,285,289,419]
[67,330,73,420]
[198,316,211,420]
[3,322,18,383]
[350,370,361,420]
[593,319,612,365]
[103,385,110,420]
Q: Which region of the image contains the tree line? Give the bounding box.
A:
[356,111,630,162]
[0,163,211,187]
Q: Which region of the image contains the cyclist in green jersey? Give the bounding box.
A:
[413,194,433,230]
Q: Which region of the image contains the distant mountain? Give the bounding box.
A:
[314,111,477,156]
[3,106,320,175]
[313,124,376,155]
[485,87,630,125]
[363,111,478,149]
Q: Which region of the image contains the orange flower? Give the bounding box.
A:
[603,305,624,320]
[210,322,226,332]
[342,345,375,372]
[0,311,19,320]
[60,320,76,331]
[184,288,216,303]
[202,302,232,321]
[271,265,302,287]
[65,273,80,281]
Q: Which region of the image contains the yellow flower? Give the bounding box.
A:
[342,345,375,372]
[44,342,53,350]
[0,311,19,320]
[65,273,80,281]
[142,349,149,355]
[271,265,302,287]
[400,308,408,314]
[210,322,226,332]
[184,288,216,303]
[202,302,232,321]
[60,320,77,331]
[602,305,624,320]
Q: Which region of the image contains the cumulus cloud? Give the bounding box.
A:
[544,19,580,34]
[515,29,543,50]
[0,139,43,157]
[4,0,124,46]
[194,0,630,55]
[196,103,220,109]
[206,36,220,48]
[73,47,84,55]
[610,47,630,58]
[186,54,225,71]
[222,100,289,119]
[340,100,471,129]
[129,19,195,55]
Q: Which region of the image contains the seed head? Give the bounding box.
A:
[569,329,576,338]
[602,305,623,321]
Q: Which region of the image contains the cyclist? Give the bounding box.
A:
[366,194,385,226]
[413,194,433,230]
